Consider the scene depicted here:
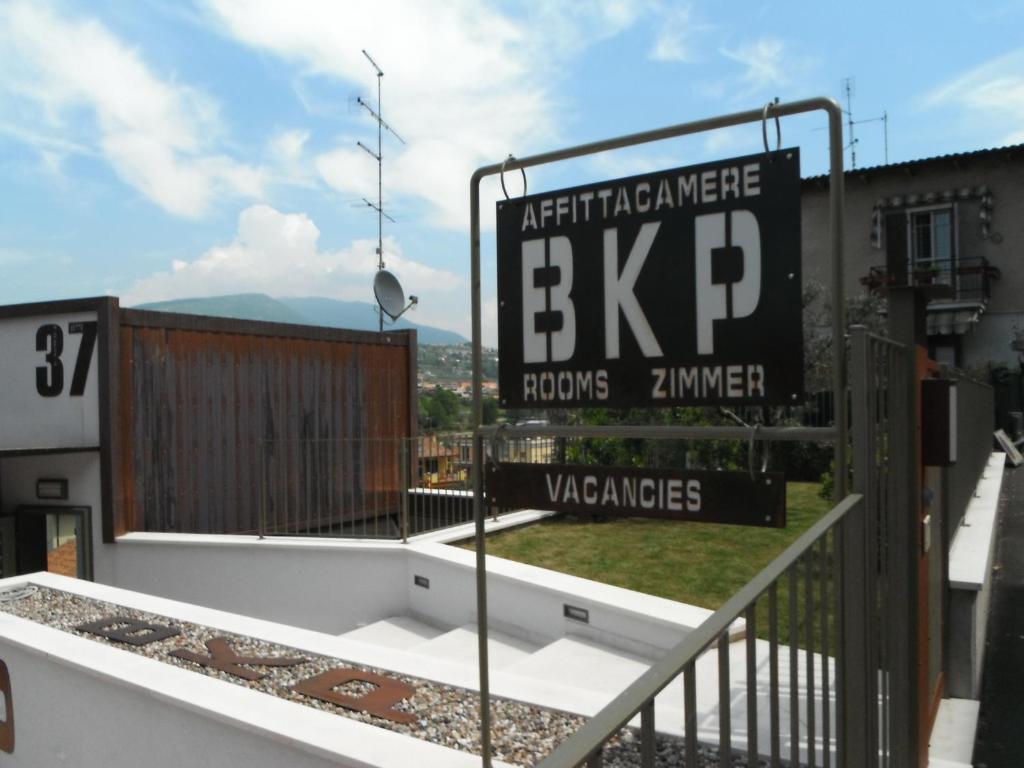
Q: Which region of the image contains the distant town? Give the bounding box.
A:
[418,343,499,396]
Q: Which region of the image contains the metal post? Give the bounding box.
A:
[828,99,849,500]
[400,439,409,543]
[259,438,267,539]
[842,326,872,765]
[885,305,920,768]
[640,699,655,768]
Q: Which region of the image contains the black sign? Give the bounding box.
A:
[497,150,802,408]
[486,463,785,528]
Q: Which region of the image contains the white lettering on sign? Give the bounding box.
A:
[522,369,609,402]
[544,471,702,514]
[522,214,766,368]
[521,237,576,363]
[520,163,761,233]
[651,364,765,401]
[603,223,664,359]
[695,210,761,355]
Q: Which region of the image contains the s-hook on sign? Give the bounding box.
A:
[496,149,803,409]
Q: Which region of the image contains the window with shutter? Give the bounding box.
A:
[885,207,956,288]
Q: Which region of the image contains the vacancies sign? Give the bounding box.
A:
[486,463,785,528]
[496,150,803,409]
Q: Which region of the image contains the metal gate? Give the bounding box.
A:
[845,325,916,767]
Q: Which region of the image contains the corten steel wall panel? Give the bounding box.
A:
[118,312,414,535]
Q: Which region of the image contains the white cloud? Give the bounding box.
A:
[0,1,263,217]
[267,128,318,186]
[721,38,789,91]
[925,49,1024,145]
[649,4,710,63]
[0,248,32,267]
[122,204,464,329]
[202,0,648,230]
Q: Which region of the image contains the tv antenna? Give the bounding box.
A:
[841,77,888,169]
[357,49,407,330]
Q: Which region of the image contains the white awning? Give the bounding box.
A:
[926,304,984,336]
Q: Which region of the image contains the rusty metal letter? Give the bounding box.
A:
[291,668,416,724]
[0,660,12,753]
[75,616,180,646]
[170,637,307,681]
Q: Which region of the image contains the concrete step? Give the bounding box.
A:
[339,616,446,650]
[503,636,654,693]
[410,623,540,670]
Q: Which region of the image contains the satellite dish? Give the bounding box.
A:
[373,269,417,321]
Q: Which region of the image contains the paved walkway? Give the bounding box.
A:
[973,464,1024,767]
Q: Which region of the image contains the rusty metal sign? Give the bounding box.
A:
[170,638,307,682]
[292,668,417,724]
[76,616,181,646]
[486,462,785,527]
[0,660,12,754]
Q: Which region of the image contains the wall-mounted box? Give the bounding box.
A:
[923,379,957,467]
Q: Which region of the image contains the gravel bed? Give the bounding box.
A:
[601,731,761,767]
[0,584,584,766]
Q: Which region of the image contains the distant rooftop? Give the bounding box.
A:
[803,142,1024,185]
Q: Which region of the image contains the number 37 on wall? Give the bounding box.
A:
[35,321,98,398]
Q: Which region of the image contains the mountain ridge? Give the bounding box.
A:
[133,293,468,345]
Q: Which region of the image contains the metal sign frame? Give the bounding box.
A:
[468,97,847,766]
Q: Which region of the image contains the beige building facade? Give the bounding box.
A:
[802,143,1024,369]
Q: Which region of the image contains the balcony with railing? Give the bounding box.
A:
[860,256,1000,304]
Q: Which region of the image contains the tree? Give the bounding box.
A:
[482,396,500,425]
[419,387,462,432]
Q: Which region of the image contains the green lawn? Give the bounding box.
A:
[458,482,832,613]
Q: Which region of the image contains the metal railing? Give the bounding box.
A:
[538,494,857,768]
[860,256,1000,303]
[253,435,568,540]
[248,416,838,542]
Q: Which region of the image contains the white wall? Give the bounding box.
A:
[0,574,500,768]
[107,534,724,657]
[0,641,352,768]
[405,543,723,657]
[109,535,411,635]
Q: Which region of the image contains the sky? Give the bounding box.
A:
[2,0,1024,346]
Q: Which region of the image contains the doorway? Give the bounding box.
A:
[14,506,92,580]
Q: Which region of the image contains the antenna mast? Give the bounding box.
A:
[841,77,889,168]
[844,78,857,169]
[357,49,405,330]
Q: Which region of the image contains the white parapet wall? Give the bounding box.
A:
[947,452,1005,699]
[109,529,738,657]
[0,573,514,768]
